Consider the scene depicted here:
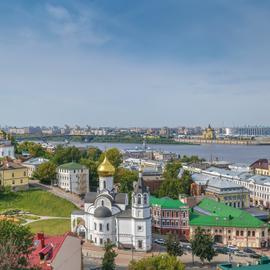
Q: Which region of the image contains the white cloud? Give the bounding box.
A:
[46,3,110,45]
[46,4,70,20]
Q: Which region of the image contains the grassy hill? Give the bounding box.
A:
[0,189,78,217]
[29,219,71,236]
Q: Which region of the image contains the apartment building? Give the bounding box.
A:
[184,164,270,209]
[150,196,190,240]
[0,161,29,190]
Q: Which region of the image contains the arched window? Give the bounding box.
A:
[137,194,142,204]
[104,181,106,189]
[101,200,104,206]
[143,194,147,204]
[107,223,109,231]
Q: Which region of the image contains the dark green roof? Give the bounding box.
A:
[190,198,266,228]
[150,196,187,209]
[58,162,85,170]
[218,257,270,270]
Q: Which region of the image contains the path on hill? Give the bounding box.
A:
[29,180,84,209]
[23,215,70,225]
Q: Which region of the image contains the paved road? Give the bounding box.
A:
[29,180,84,209]
[83,241,269,270]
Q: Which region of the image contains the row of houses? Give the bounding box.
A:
[0,157,90,195]
[184,163,270,209]
[149,195,269,248]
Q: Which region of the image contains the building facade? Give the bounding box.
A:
[0,140,15,158]
[205,179,250,208]
[202,124,216,140]
[189,198,268,248]
[57,162,89,195]
[0,161,29,190]
[250,159,270,176]
[184,164,270,209]
[150,196,190,240]
[71,157,152,251]
[23,157,49,178]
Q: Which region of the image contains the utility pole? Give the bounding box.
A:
[131,235,134,261]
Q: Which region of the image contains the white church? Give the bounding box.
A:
[71,156,152,251]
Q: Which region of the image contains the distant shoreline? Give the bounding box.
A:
[16,135,198,146]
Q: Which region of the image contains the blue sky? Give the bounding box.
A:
[1,0,270,127]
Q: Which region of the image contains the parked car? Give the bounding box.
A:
[215,247,230,254]
[227,245,239,252]
[154,239,165,245]
[243,247,256,254]
[249,253,261,259]
[235,251,248,257]
[180,242,192,251]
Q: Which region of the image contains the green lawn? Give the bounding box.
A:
[29,219,71,236]
[0,189,78,217]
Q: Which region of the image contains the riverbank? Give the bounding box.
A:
[16,134,197,145]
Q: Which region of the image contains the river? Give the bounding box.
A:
[47,141,270,164]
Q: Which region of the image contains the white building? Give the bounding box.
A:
[57,162,89,195]
[184,164,270,209]
[0,140,15,158]
[71,156,152,251]
[23,157,49,178]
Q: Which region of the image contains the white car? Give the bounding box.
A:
[154,239,165,245]
[227,245,239,252]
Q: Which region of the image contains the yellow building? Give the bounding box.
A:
[0,161,29,191]
[0,129,5,140]
[250,159,270,176]
[202,124,215,140]
[205,179,250,208]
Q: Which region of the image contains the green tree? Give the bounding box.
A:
[115,168,138,189]
[87,147,102,161]
[102,242,117,270]
[52,145,86,165]
[128,254,185,270]
[180,155,205,163]
[99,148,123,168]
[0,220,36,269]
[179,170,193,195]
[17,142,47,158]
[163,160,182,179]
[80,158,99,190]
[157,178,181,199]
[33,162,56,184]
[157,170,193,199]
[191,227,216,264]
[166,233,183,257]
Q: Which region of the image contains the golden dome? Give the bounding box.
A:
[97,156,115,177]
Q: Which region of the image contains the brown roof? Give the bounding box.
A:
[183,196,204,208]
[250,159,270,170]
[0,161,26,170]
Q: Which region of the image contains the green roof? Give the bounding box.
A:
[58,162,85,170]
[190,198,266,228]
[218,257,270,270]
[150,196,187,209]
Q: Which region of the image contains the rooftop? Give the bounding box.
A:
[218,257,270,270]
[58,162,85,170]
[0,161,26,170]
[207,178,246,190]
[190,198,266,228]
[23,157,49,166]
[150,196,187,209]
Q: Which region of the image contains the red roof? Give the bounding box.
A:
[29,234,69,270]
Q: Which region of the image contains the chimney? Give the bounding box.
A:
[37,233,45,248]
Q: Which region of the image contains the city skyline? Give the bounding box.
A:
[1,1,270,126]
